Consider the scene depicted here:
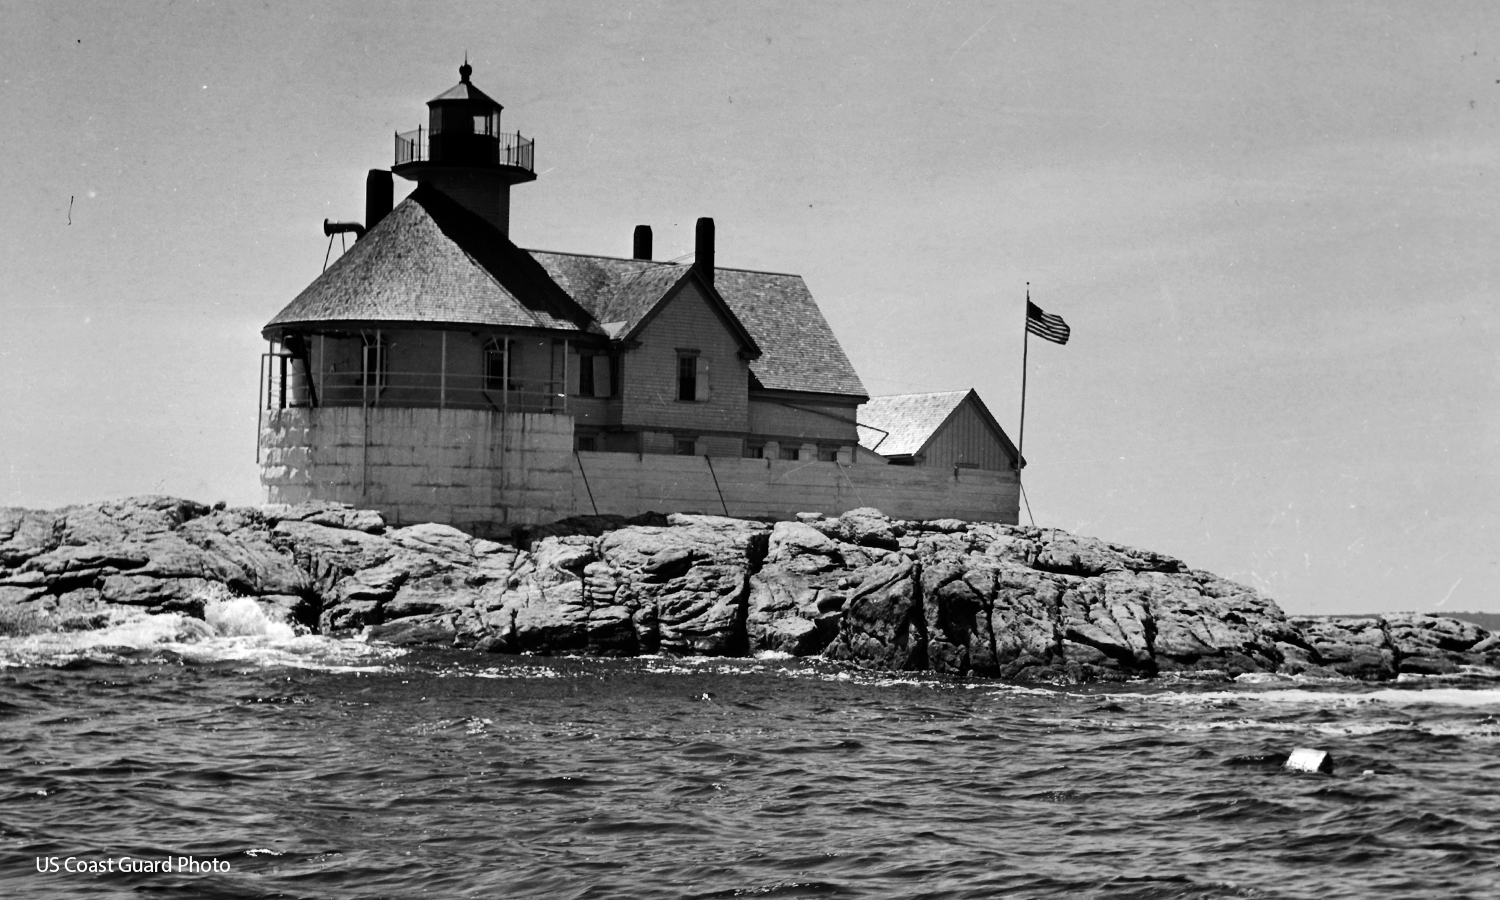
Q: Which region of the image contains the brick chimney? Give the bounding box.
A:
[633,225,652,260]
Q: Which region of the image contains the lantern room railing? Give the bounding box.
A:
[394,126,534,172]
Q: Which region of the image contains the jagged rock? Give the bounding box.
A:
[1142,571,1290,675]
[367,612,457,646]
[834,507,902,551]
[824,557,925,670]
[599,518,768,655]
[746,521,886,656]
[1291,617,1397,680]
[6,496,1494,685]
[488,537,595,654]
[263,500,384,534]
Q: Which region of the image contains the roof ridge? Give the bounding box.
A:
[525,248,800,278]
[525,248,679,265]
[868,389,971,399]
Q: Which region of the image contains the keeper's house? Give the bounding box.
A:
[258,64,1020,535]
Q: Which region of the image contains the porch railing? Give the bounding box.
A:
[259,354,570,414]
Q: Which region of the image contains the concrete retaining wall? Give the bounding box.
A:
[570,452,1019,524]
[260,407,575,535]
[261,408,1019,535]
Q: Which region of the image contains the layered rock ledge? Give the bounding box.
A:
[2,496,1495,681]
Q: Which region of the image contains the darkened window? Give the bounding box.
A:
[675,437,697,456]
[575,352,614,398]
[779,446,800,461]
[817,445,840,462]
[576,435,597,452]
[677,354,697,401]
[579,353,595,397]
[743,443,764,459]
[484,343,508,391]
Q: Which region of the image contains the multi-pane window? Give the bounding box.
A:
[675,437,697,456]
[743,443,765,459]
[576,435,597,452]
[779,446,800,461]
[817,446,840,462]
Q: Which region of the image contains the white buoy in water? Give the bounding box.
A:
[1285,747,1335,774]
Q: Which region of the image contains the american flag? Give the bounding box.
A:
[1026,301,1070,345]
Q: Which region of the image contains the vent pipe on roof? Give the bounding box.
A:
[695,217,714,286]
[633,225,652,260]
[365,169,393,234]
[324,219,366,239]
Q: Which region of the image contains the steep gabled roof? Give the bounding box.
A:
[264,186,591,334]
[715,267,865,398]
[529,252,867,398]
[857,390,1019,463]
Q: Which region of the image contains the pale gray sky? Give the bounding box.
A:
[2,1,1496,614]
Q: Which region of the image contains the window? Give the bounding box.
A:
[743,443,764,459]
[574,352,614,398]
[361,334,387,393]
[484,342,508,391]
[576,435,597,452]
[677,354,697,401]
[675,437,698,456]
[579,352,595,397]
[817,445,840,462]
[779,446,800,461]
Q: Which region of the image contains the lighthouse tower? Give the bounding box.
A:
[391,61,536,235]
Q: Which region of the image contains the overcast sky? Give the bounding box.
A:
[2,1,1496,614]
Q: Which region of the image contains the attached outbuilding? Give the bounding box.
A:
[856,390,1020,472]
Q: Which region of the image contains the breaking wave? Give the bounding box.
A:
[0,598,400,671]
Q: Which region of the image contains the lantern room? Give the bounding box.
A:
[391,61,535,234]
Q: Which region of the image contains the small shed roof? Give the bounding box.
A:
[857,389,1019,463]
[858,391,971,457]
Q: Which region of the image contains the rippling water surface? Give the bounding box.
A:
[3,616,1499,899]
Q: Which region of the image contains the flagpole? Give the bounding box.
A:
[1018,282,1030,473]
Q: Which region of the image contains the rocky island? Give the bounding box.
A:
[2,496,1495,681]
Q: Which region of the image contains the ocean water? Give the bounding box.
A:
[3,608,1499,899]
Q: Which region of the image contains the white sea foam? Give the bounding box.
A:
[0,605,401,671]
[205,595,296,640]
[1131,687,1500,709]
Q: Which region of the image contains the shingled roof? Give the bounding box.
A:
[715,267,865,397]
[264,186,592,334]
[530,252,867,398]
[267,198,866,397]
[857,390,1018,462]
